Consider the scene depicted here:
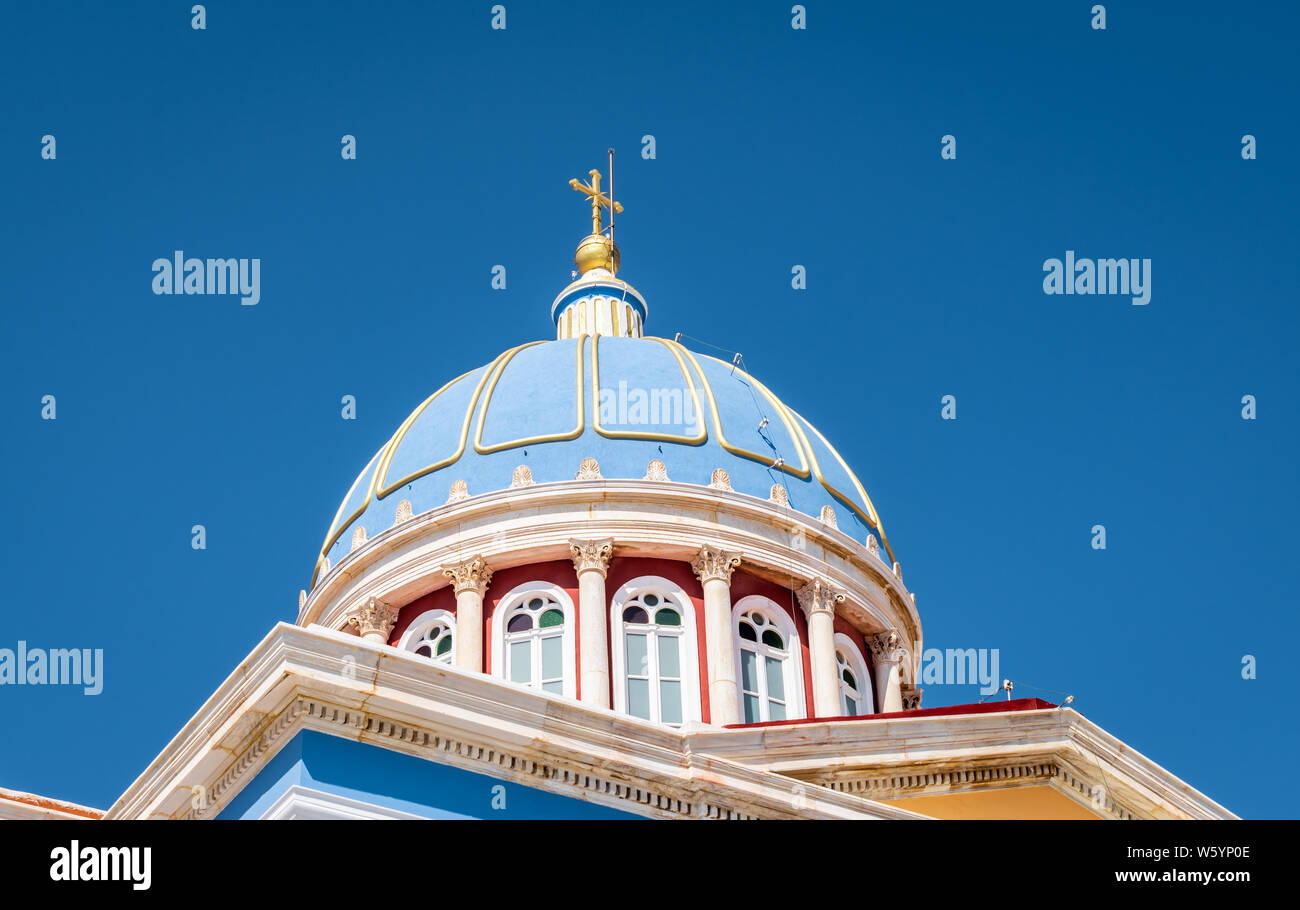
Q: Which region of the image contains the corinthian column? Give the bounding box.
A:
[692,544,743,726]
[797,578,846,717]
[869,630,908,713]
[345,596,400,644]
[570,538,615,708]
[442,556,493,672]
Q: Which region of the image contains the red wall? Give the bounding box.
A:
[388,585,457,645]
[729,570,813,718]
[379,557,846,720]
[480,560,581,689]
[832,614,876,714]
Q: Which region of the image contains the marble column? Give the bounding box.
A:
[345,596,400,644]
[869,630,908,714]
[570,538,615,708]
[442,556,493,672]
[797,578,846,717]
[691,544,743,726]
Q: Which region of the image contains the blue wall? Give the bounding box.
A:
[218,730,640,819]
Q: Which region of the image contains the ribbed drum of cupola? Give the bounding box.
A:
[551,269,648,340]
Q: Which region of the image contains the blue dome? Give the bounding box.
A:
[315,335,893,583]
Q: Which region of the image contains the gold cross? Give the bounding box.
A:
[569,168,623,235]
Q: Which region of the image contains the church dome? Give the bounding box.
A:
[314,327,893,585]
[312,165,894,587]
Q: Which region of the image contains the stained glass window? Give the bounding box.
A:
[402,611,456,666]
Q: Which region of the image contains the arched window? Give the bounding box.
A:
[398,610,456,665]
[491,582,576,698]
[732,596,806,723]
[834,633,873,716]
[611,577,701,726]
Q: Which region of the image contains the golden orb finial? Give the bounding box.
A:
[569,167,623,275]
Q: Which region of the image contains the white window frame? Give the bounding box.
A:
[731,595,807,723]
[833,632,873,716]
[397,609,457,665]
[490,581,577,699]
[610,576,701,726]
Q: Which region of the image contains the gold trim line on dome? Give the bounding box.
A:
[672,342,811,479]
[473,337,586,454]
[312,442,389,587]
[590,335,708,444]
[374,357,507,499]
[313,358,506,586]
[312,338,895,582]
[780,403,896,565]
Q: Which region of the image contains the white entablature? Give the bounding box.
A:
[105,624,925,821]
[300,476,922,666]
[102,624,1234,822]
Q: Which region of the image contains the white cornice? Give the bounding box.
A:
[103,623,1231,821]
[263,785,428,820]
[104,623,925,821]
[0,788,101,820]
[684,711,1237,820]
[301,479,922,658]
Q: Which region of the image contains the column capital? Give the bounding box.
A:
[442,555,493,596]
[796,578,846,618]
[569,538,614,577]
[344,596,400,641]
[691,544,742,584]
[868,629,908,664]
[901,686,923,711]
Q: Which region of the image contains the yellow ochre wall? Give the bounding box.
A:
[880,785,1102,820]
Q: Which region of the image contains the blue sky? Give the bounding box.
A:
[1,1,1295,818]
